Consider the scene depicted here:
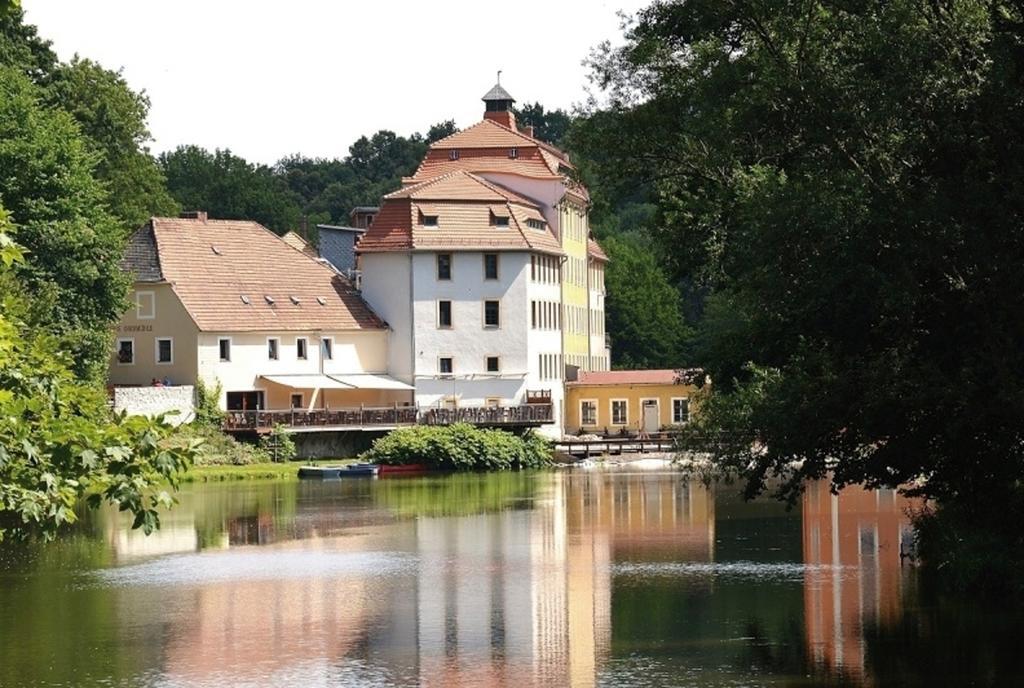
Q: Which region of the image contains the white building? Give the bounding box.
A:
[359,171,564,427]
[111,214,413,419]
[358,83,610,432]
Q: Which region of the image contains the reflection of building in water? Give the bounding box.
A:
[414,472,715,687]
[564,471,715,562]
[415,473,612,688]
[802,480,920,678]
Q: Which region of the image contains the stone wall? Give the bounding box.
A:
[293,430,386,459]
[113,385,195,426]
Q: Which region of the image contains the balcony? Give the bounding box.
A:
[223,402,553,433]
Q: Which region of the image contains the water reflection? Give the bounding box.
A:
[1,471,1020,687]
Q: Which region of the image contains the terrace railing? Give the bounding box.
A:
[223,403,553,432]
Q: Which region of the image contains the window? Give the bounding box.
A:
[321,337,333,360]
[484,300,500,328]
[581,400,597,426]
[438,300,452,328]
[291,393,304,410]
[156,338,173,365]
[116,339,134,365]
[484,253,498,280]
[486,356,500,373]
[672,398,690,424]
[508,147,518,159]
[448,149,460,160]
[493,214,509,228]
[218,338,231,362]
[296,337,307,360]
[439,357,453,376]
[527,218,545,231]
[268,338,279,360]
[423,215,439,227]
[136,291,155,320]
[611,399,628,425]
[486,397,501,408]
[437,253,452,280]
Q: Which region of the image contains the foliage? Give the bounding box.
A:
[0,65,130,381]
[0,210,200,541]
[584,1,1024,517]
[193,379,225,427]
[159,146,305,233]
[514,102,572,146]
[1,9,177,229]
[46,57,178,227]
[602,233,692,368]
[173,424,268,467]
[162,122,459,235]
[362,424,552,471]
[259,425,297,463]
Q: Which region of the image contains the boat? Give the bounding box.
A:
[298,463,380,479]
[378,463,429,475]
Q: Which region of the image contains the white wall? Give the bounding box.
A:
[196,329,388,408]
[360,252,414,383]
[411,251,531,408]
[112,385,195,425]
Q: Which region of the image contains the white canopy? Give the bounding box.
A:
[327,373,415,391]
[260,374,354,390]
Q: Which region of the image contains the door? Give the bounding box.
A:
[642,400,660,433]
[227,391,265,411]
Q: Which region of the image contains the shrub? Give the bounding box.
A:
[259,424,296,462]
[362,423,552,471]
[174,424,268,466]
[193,379,224,427]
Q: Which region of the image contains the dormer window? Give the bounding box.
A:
[423,215,439,227]
[449,150,460,161]
[527,219,545,231]
[494,216,509,228]
[508,148,518,159]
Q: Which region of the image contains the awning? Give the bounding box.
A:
[260,374,355,390]
[327,373,415,391]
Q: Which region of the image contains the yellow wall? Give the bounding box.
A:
[564,382,701,434]
[559,201,590,367]
[108,283,200,387]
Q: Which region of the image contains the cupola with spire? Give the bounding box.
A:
[482,71,516,129]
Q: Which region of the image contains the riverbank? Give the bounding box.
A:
[181,459,358,483]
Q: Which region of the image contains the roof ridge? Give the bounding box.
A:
[463,172,542,207]
[384,169,471,199]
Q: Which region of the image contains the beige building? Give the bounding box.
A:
[564,369,706,435]
[110,213,413,412]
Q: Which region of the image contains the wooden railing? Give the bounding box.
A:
[223,403,553,432]
[420,403,554,426]
[223,406,419,431]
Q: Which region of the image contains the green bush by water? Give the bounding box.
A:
[361,423,552,471]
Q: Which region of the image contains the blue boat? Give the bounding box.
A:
[298,464,380,479]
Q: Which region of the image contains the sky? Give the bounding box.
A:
[23,0,649,165]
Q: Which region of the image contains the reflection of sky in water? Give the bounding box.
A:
[92,550,417,588]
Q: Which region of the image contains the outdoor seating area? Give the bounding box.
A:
[223,402,553,432]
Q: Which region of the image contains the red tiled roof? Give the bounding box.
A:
[281,230,318,258]
[588,238,609,262]
[570,369,704,386]
[140,217,386,332]
[359,171,563,256]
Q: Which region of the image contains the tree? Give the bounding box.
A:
[584,0,1024,518]
[1,9,177,229]
[47,58,179,227]
[160,145,304,233]
[0,207,200,541]
[0,65,130,381]
[602,234,691,369]
[515,102,572,146]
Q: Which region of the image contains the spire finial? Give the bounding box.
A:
[497,69,502,85]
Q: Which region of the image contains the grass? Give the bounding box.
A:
[180,458,359,483]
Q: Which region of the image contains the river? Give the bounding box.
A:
[1,468,1021,687]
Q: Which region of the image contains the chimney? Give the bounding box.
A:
[523,125,535,138]
[179,210,208,222]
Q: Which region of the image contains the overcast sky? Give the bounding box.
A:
[23,0,647,165]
